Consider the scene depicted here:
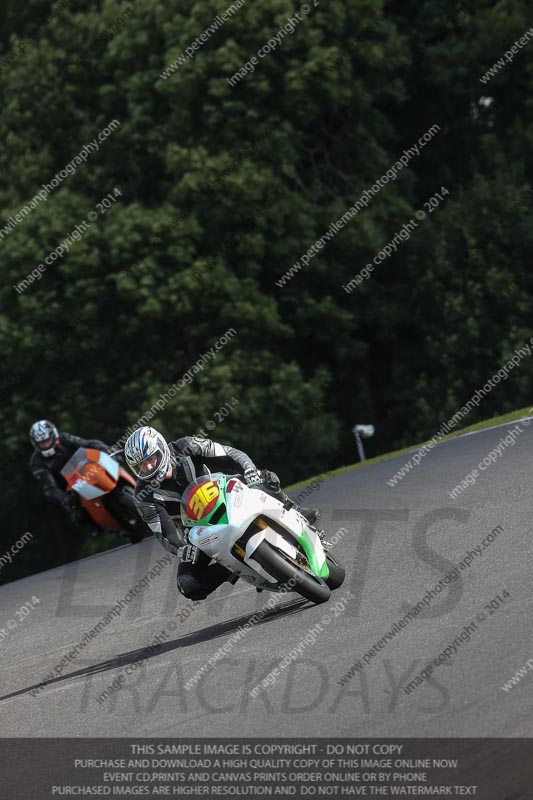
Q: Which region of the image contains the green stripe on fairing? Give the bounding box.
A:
[298,527,329,578]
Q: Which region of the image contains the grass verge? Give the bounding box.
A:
[286,405,533,491]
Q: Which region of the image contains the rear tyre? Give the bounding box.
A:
[252,540,331,605]
[325,555,346,590]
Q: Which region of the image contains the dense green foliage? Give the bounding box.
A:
[1,0,532,582]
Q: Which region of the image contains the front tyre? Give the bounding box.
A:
[253,540,331,605]
[325,555,345,590]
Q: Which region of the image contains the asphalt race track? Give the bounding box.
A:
[2,420,533,743]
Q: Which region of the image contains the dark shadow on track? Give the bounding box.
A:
[0,598,308,702]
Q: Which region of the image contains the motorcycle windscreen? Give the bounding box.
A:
[181,473,229,527]
[97,451,119,481]
[60,447,118,499]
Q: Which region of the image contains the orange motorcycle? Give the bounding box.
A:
[60,447,148,543]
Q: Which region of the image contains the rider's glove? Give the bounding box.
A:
[178,544,200,565]
[262,470,280,491]
[243,467,262,487]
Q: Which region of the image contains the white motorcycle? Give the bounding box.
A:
[180,472,345,605]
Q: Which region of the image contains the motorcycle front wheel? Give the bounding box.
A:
[325,554,346,590]
[253,540,331,605]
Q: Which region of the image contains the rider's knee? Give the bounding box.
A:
[177,573,210,601]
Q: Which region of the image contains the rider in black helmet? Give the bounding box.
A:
[29,419,112,536]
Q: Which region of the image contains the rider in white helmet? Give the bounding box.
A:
[124,426,320,601]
